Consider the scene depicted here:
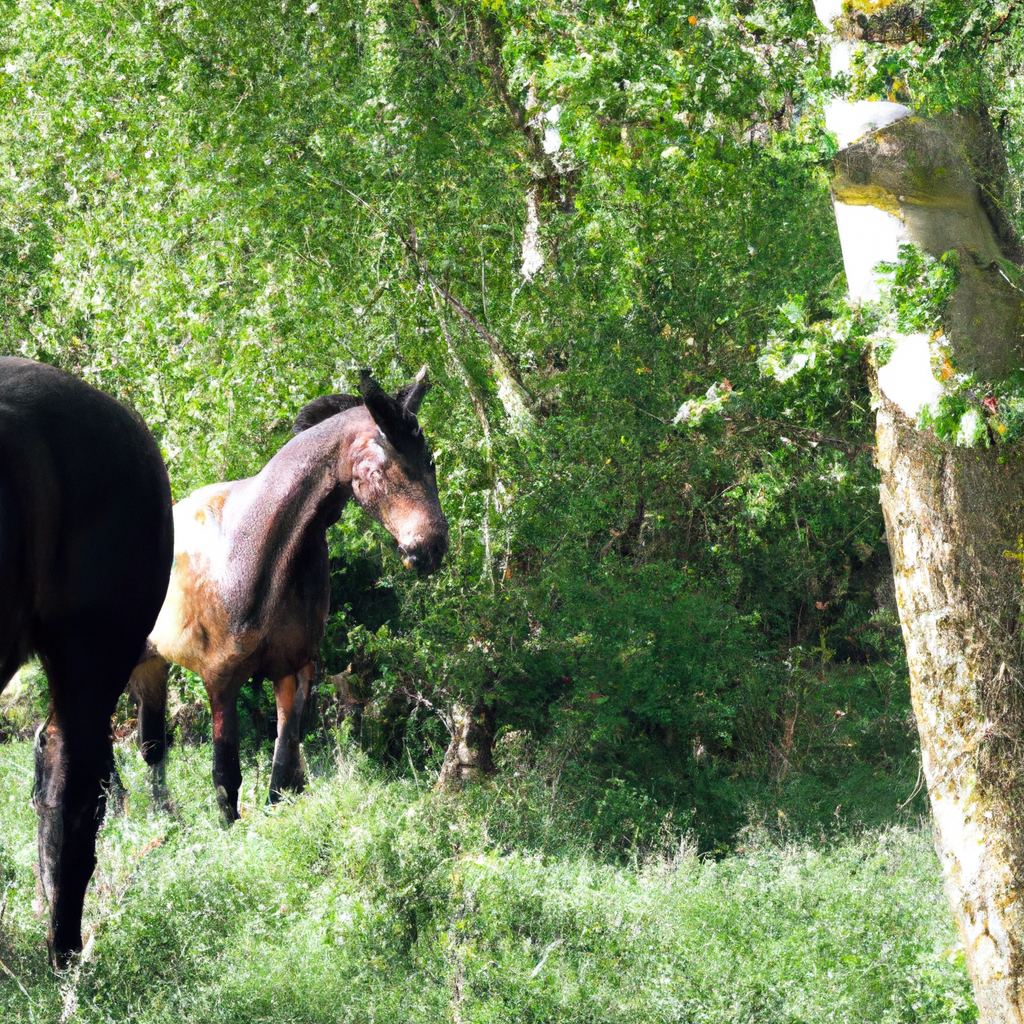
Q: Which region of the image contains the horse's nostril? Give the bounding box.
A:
[399,530,447,574]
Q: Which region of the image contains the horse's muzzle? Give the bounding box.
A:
[400,532,448,575]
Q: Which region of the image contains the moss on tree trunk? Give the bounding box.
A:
[876,389,1024,1018]
[816,0,1024,1003]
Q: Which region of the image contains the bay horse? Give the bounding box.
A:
[128,370,448,821]
[0,357,173,969]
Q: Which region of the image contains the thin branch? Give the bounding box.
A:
[622,399,672,425]
[480,247,489,326]
[736,418,874,457]
[397,686,453,734]
[0,955,36,1023]
[355,274,396,321]
[431,288,492,444]
[896,762,925,811]
[422,268,531,397]
[983,0,1024,50]
[409,0,438,39]
[326,178,535,414]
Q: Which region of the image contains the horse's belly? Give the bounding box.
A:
[257,609,327,682]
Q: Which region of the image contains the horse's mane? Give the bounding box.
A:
[292,394,363,434]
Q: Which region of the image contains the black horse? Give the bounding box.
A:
[0,357,173,969]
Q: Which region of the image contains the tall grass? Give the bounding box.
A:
[0,737,975,1023]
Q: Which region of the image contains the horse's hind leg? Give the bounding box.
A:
[268,661,314,803]
[129,653,170,805]
[32,669,119,970]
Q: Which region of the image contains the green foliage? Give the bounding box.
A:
[0,740,976,1023]
[875,244,959,337]
[0,0,907,846]
[837,2,1022,112]
[863,244,1024,448]
[0,660,48,741]
[757,242,1007,455]
[758,294,873,387]
[0,3,1009,1014]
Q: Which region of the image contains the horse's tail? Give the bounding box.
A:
[0,470,31,691]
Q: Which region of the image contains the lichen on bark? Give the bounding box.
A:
[875,386,1024,1017]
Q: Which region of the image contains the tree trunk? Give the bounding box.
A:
[436,702,496,791]
[877,390,1024,1018]
[815,4,1024,1015]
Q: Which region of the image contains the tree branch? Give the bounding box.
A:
[408,0,438,38]
[474,14,545,165]
[738,418,874,456]
[421,267,529,394]
[327,178,535,423]
[430,287,493,445]
[983,0,1024,50]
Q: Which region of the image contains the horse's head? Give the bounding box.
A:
[296,370,448,574]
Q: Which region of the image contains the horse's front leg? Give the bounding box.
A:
[206,676,244,823]
[32,701,116,970]
[268,661,314,803]
[128,652,170,806]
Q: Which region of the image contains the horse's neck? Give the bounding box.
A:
[219,422,356,620]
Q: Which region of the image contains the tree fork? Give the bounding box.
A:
[436,701,497,792]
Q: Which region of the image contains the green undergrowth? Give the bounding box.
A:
[0,739,974,1024]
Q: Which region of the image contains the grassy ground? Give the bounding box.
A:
[0,735,975,1024]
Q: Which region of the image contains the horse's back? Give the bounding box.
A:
[0,358,173,690]
[172,482,234,549]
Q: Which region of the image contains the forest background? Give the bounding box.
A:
[0,0,1018,1021]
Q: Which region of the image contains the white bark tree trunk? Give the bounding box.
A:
[816,3,1024,1016]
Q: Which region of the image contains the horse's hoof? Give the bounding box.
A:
[215,786,238,826]
[48,942,79,974]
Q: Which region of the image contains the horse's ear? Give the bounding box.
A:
[293,393,363,434]
[359,370,406,442]
[396,366,430,416]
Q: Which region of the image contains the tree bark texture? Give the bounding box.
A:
[815,2,1024,1010]
[877,393,1024,1019]
[436,702,496,792]
[848,112,1024,1021]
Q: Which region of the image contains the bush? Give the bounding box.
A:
[0,739,974,1024]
